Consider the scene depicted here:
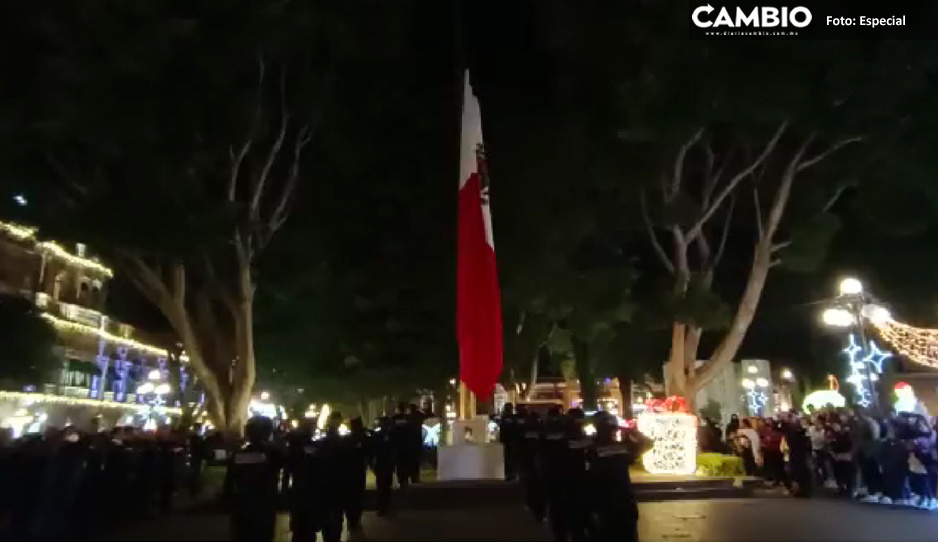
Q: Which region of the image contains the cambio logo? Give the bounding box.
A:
[692,4,812,28]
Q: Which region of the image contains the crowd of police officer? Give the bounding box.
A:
[0,423,199,541]
[498,403,653,542]
[225,402,425,542]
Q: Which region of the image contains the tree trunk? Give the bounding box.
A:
[617,375,633,419]
[525,345,543,401]
[688,246,772,402]
[571,336,598,411]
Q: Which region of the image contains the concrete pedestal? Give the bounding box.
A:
[437,442,505,481]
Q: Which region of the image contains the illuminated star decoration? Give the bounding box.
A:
[745,389,768,415]
[842,334,892,407]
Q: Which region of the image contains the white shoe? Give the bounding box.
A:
[824,480,839,490]
[879,496,893,505]
[861,494,880,503]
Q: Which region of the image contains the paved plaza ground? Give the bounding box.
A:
[107,496,938,541]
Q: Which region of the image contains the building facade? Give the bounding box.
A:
[0,221,186,432]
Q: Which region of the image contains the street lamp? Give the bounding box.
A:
[822,277,879,409]
[839,277,863,296]
[781,369,794,381]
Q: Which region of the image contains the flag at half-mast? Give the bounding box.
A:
[456,71,503,401]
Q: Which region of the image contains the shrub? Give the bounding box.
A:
[696,452,745,477]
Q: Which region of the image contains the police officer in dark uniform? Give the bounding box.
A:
[343,417,370,534]
[224,416,284,542]
[564,408,591,541]
[406,404,425,484]
[286,421,322,542]
[541,405,572,541]
[371,416,396,516]
[499,403,520,481]
[519,408,546,523]
[319,412,347,542]
[584,411,650,542]
[390,403,411,489]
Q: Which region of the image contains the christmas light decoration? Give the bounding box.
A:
[40,312,188,361]
[802,389,846,413]
[0,390,181,415]
[868,313,938,370]
[745,389,768,415]
[0,220,113,276]
[841,333,891,407]
[637,396,697,475]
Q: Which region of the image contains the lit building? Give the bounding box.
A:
[692,358,776,424]
[0,221,187,429]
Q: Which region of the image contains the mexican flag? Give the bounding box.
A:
[456,71,503,401]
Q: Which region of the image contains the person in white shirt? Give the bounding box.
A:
[737,419,762,474]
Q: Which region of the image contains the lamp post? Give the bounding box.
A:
[821,277,879,409]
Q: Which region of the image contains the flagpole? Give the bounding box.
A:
[454,0,477,423]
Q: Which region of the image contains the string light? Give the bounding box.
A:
[0,390,181,415]
[868,316,938,370]
[41,312,188,361]
[0,221,36,240]
[637,396,696,475]
[0,221,113,277]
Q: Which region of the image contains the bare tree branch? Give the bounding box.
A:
[251,69,290,220]
[640,190,675,275]
[229,56,267,202]
[771,241,791,253]
[821,185,847,213]
[752,185,764,238]
[765,133,816,239]
[797,136,863,172]
[713,195,735,267]
[685,121,788,243]
[171,263,185,305]
[669,129,704,200]
[45,153,88,196]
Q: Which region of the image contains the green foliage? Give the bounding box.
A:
[0,294,59,387]
[696,453,745,478]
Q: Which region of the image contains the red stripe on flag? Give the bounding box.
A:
[457,172,503,400]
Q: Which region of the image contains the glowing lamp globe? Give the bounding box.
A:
[861,304,892,324]
[147,369,162,381]
[822,308,855,327]
[136,382,155,395]
[839,278,863,296]
[741,378,755,389]
[154,383,171,395]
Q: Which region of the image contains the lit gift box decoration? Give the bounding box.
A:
[636,396,698,475]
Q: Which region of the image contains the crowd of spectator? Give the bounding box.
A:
[700,407,938,509]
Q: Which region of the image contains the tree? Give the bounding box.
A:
[0,294,58,388]
[0,1,355,433]
[526,3,938,407]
